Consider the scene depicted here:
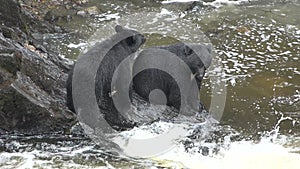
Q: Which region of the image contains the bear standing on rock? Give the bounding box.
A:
[66,25,212,130]
[66,25,145,130]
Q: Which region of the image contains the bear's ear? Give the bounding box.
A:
[183,45,193,56]
[115,25,124,32]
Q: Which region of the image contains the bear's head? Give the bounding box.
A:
[153,43,212,88]
[179,44,212,87]
[114,25,145,53]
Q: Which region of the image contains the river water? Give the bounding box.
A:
[1,0,300,168]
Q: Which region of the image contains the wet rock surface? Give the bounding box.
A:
[0,0,76,134]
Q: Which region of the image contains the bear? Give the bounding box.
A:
[66,25,145,130]
[132,43,212,114]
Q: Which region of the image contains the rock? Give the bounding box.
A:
[75,0,89,5]
[44,6,75,23]
[161,1,198,12]
[77,6,101,17]
[0,0,26,30]
[0,33,76,134]
[186,1,205,11]
[69,122,85,136]
[161,0,215,12]
[85,6,100,16]
[76,10,87,17]
[65,5,71,10]
[0,0,76,134]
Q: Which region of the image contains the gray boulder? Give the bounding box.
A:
[0,0,76,134]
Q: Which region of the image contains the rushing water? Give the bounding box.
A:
[1,0,300,168]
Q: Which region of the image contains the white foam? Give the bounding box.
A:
[162,0,200,4]
[153,138,300,169]
[149,116,300,168]
[160,8,173,15]
[162,0,249,8]
[67,42,87,49]
[110,114,300,168]
[112,122,192,157]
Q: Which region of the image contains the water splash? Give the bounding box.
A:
[148,116,300,169]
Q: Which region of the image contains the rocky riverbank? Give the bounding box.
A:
[0,0,78,134]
